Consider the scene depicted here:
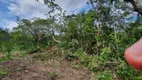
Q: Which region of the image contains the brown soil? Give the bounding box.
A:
[0,54,91,80]
[0,60,51,80]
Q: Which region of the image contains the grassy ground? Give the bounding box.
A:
[0,47,92,80]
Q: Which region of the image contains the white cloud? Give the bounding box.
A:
[0,18,17,31]
[55,0,88,14]
[3,0,88,30]
[2,0,49,30]
[4,20,18,30]
[8,0,88,18]
[8,0,49,18]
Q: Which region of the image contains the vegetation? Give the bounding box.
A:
[0,68,8,77]
[0,0,142,79]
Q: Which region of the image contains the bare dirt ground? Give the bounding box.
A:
[0,51,91,80]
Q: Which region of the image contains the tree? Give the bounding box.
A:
[0,28,10,51]
[111,0,142,15]
[15,18,54,48]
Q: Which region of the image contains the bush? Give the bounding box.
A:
[0,68,8,77]
[96,71,113,80]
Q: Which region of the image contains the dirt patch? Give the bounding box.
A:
[0,60,51,80]
[0,57,91,80]
[40,58,91,80]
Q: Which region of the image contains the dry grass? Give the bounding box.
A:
[0,52,4,58]
[0,48,92,80]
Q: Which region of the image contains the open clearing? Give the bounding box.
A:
[0,51,91,80]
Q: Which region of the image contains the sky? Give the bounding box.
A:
[0,0,89,30]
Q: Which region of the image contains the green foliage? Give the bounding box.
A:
[0,68,8,77]
[0,1,142,79]
[49,72,58,80]
[33,53,55,61]
[0,56,9,62]
[96,71,113,80]
[33,47,60,61]
[117,63,134,79]
[117,62,142,80]
[72,64,80,70]
[138,25,142,30]
[15,67,22,71]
